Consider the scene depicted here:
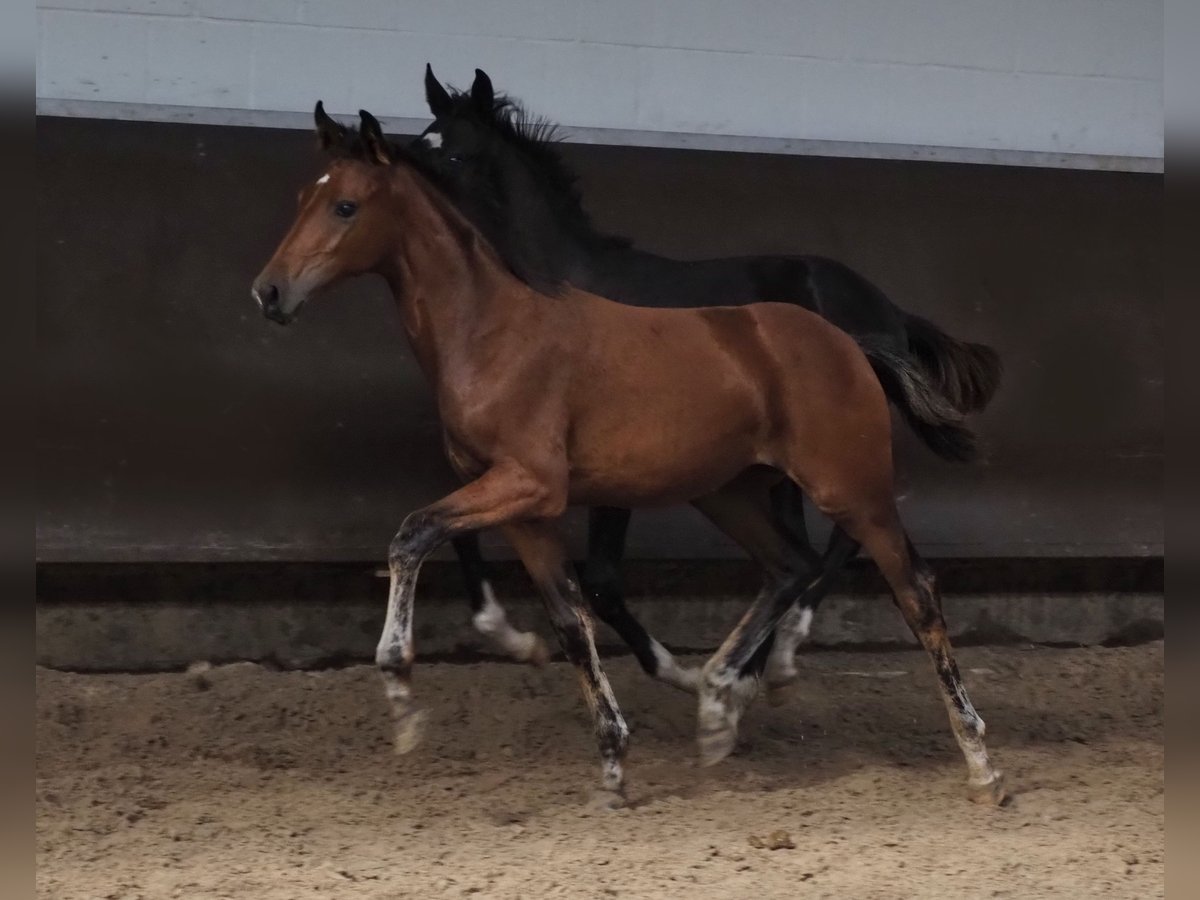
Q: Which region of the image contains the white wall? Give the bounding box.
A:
[36,0,1163,166]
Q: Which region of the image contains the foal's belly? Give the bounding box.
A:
[566,439,759,508]
[563,344,771,507]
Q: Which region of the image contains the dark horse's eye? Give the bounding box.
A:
[447,154,465,166]
[334,200,358,219]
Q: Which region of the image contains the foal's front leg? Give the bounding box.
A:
[376,464,560,755]
[504,521,630,804]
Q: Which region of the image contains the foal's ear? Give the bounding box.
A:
[424,63,453,118]
[314,100,347,151]
[358,110,393,165]
[471,68,495,112]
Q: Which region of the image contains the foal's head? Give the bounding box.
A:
[251,105,403,325]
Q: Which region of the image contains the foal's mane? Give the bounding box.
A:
[324,122,521,274]
[441,89,631,252]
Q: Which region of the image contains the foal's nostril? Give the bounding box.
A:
[253,282,280,312]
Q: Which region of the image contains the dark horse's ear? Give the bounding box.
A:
[424,63,453,118]
[358,110,393,165]
[314,101,347,151]
[471,68,494,113]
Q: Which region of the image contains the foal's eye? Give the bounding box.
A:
[334,200,358,219]
[447,154,465,166]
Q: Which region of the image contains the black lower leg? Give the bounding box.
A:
[585,570,663,676]
[723,529,859,678]
[769,480,822,570]
[742,630,776,678]
[580,507,659,674]
[735,527,859,679]
[451,533,488,614]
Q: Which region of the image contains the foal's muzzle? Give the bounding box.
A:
[251,282,291,325]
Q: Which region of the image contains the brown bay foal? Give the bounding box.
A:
[251,106,1004,806]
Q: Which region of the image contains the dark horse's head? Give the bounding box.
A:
[252,104,406,325]
[413,65,625,292]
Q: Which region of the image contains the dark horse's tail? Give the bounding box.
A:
[903,313,1002,415]
[858,337,979,463]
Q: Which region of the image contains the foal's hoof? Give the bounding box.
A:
[698,723,738,767]
[392,708,428,755]
[524,635,552,668]
[967,773,1008,807]
[587,788,627,811]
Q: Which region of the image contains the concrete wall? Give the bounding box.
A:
[35,116,1163,563]
[36,0,1163,163]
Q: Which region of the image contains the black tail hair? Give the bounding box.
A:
[859,337,979,463]
[903,313,1002,414]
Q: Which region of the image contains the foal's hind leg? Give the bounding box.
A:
[830,504,1005,804]
[502,520,630,804]
[582,506,700,694]
[451,534,550,666]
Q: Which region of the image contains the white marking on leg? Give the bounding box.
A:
[376,551,427,754]
[473,581,540,662]
[796,607,813,637]
[697,664,741,764]
[935,667,1001,793]
[766,605,813,685]
[650,639,701,693]
[422,131,443,148]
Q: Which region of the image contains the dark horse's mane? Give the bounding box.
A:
[440,89,632,251]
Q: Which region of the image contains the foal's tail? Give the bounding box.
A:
[859,337,979,463]
[903,312,1003,414]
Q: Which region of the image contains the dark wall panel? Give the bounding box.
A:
[36,117,1162,561]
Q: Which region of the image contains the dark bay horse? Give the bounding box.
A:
[412,66,1002,696]
[250,107,1004,806]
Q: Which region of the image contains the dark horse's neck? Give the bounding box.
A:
[378,166,523,383]
[487,162,911,338]
[485,161,798,311]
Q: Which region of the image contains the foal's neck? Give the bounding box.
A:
[380,166,524,380]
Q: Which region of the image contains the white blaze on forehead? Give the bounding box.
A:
[316,173,330,185]
[422,131,443,148]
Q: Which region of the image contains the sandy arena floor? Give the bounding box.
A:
[37,642,1163,899]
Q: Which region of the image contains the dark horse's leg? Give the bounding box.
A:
[582,486,842,699]
[451,533,549,665]
[581,506,700,693]
[692,479,860,762]
[762,480,833,698]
